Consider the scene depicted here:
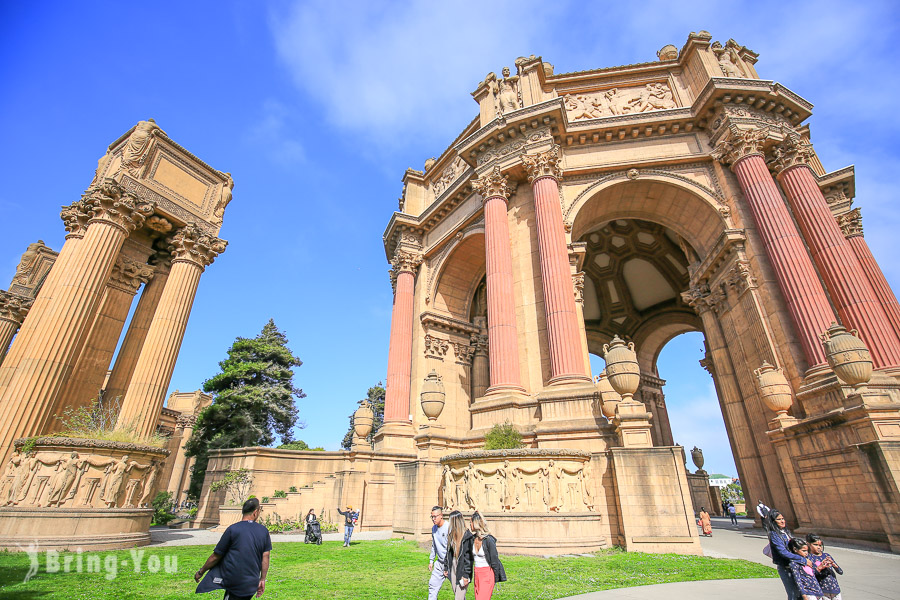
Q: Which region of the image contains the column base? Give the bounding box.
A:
[547,373,593,386]
[485,383,526,395]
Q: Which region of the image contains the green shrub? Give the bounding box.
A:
[484,421,523,450]
[273,490,287,498]
[278,440,310,450]
[187,506,199,519]
[262,496,269,503]
[288,486,298,493]
[209,468,253,505]
[260,513,303,533]
[318,519,339,533]
[151,491,176,526]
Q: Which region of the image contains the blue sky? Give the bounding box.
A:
[2,1,898,477]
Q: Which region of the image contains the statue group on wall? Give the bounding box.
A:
[711,41,746,78]
[1,449,162,510]
[564,82,677,121]
[440,458,595,513]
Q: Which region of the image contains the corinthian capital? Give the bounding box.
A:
[768,127,815,175]
[108,256,155,295]
[837,207,863,238]
[522,145,562,183]
[711,125,769,167]
[168,223,227,269]
[60,199,93,238]
[0,291,33,325]
[388,249,423,291]
[681,285,724,314]
[84,178,155,234]
[473,165,512,202]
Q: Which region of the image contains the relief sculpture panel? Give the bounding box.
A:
[563,82,677,121]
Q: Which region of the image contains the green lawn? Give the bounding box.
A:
[0,539,775,599]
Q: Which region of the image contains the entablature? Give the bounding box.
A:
[817,166,855,216]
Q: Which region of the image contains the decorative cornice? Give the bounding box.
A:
[84,178,155,235]
[167,223,227,270]
[768,127,815,176]
[522,145,563,183]
[108,256,155,295]
[473,165,512,202]
[681,285,725,314]
[0,290,33,325]
[60,199,93,239]
[837,207,863,238]
[711,124,769,167]
[420,311,481,337]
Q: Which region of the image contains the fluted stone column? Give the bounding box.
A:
[0,292,32,364]
[104,252,172,403]
[713,126,834,368]
[471,330,489,399]
[0,180,153,460]
[773,132,900,368]
[50,256,154,426]
[839,208,900,337]
[523,146,591,385]
[383,250,422,423]
[116,224,225,439]
[474,166,525,394]
[167,413,197,500]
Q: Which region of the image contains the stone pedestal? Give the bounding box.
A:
[613,401,654,448]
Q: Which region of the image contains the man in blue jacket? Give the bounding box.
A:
[337,505,359,547]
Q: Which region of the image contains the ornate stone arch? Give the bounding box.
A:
[427,224,486,320]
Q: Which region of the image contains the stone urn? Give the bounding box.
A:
[595,370,621,419]
[821,322,873,390]
[691,446,705,472]
[603,336,640,400]
[754,361,793,415]
[353,401,374,438]
[420,370,446,421]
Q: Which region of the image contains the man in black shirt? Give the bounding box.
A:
[195,497,272,599]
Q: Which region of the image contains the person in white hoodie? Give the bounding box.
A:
[428,506,450,600]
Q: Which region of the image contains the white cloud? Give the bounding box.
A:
[246,98,306,165]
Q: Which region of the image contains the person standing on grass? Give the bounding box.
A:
[428,506,450,600]
[337,505,359,547]
[195,497,271,599]
[443,510,474,599]
[728,503,738,526]
[470,512,506,599]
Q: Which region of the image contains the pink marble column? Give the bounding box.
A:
[523,146,591,384]
[773,133,900,369]
[714,126,834,368]
[474,166,525,394]
[384,250,422,423]
[839,209,900,337]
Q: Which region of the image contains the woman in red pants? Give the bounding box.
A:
[470,512,506,599]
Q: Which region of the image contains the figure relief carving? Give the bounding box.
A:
[12,240,47,286]
[212,173,233,225]
[488,67,521,116]
[837,208,863,238]
[563,82,676,122]
[522,145,563,183]
[100,454,150,508]
[768,128,815,175]
[0,291,33,325]
[711,41,746,78]
[573,272,585,304]
[824,189,849,207]
[176,413,198,429]
[453,341,475,365]
[108,256,155,295]
[711,125,769,166]
[431,157,466,196]
[473,165,512,202]
[726,260,757,294]
[121,119,167,177]
[168,223,228,269]
[84,179,156,234]
[424,334,450,360]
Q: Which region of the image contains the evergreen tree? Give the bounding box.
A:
[340,382,385,450]
[185,319,305,499]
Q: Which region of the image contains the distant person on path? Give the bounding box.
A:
[443,510,474,600]
[767,509,810,600]
[728,503,738,526]
[195,497,271,599]
[698,507,712,537]
[757,499,771,530]
[337,505,359,547]
[470,512,506,600]
[807,534,843,599]
[787,538,825,600]
[428,506,450,600]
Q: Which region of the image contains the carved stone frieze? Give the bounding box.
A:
[711,41,746,78]
[711,125,769,167]
[108,256,155,295]
[473,165,512,201]
[0,291,33,325]
[167,223,227,270]
[84,179,155,234]
[768,128,815,175]
[563,82,677,122]
[573,272,585,304]
[121,119,166,177]
[424,334,450,360]
[453,341,475,365]
[477,127,551,166]
[837,207,863,238]
[522,145,563,183]
[431,157,467,197]
[725,260,758,294]
[176,413,198,429]
[710,105,791,136]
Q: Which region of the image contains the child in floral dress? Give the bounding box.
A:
[787,538,824,600]
[806,534,843,600]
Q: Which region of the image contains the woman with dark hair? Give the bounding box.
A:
[806,534,843,599]
[786,538,825,599]
[304,508,321,545]
[766,510,810,600]
[470,512,506,599]
[442,510,474,599]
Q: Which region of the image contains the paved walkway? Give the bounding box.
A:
[562,517,899,600]
[151,518,898,599]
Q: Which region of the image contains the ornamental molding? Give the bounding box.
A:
[424,334,450,360]
[837,207,863,238]
[389,249,424,291]
[473,165,512,201]
[573,272,585,304]
[0,290,33,325]
[768,127,815,175]
[710,124,769,167]
[167,223,227,270]
[84,179,155,235]
[452,341,476,365]
[176,413,198,429]
[724,259,758,294]
[476,126,552,166]
[522,145,563,183]
[421,311,482,337]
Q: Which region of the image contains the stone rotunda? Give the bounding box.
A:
[194,31,900,554]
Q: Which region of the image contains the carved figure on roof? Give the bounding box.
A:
[213,173,233,224]
[712,42,745,78]
[122,119,167,176]
[12,240,46,286]
[495,67,521,115]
